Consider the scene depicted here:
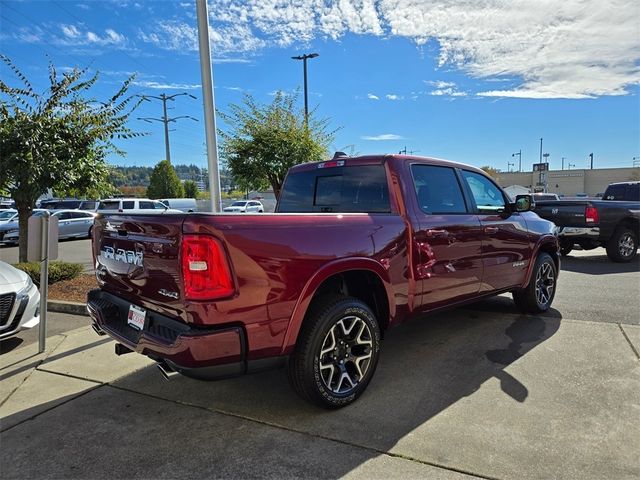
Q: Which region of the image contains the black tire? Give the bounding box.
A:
[288,295,381,409]
[88,225,93,239]
[512,252,557,314]
[559,243,573,256]
[605,227,637,263]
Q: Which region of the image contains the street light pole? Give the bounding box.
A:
[589,152,594,169]
[561,157,566,170]
[136,92,197,163]
[512,149,522,172]
[508,162,514,172]
[539,138,543,163]
[291,53,319,122]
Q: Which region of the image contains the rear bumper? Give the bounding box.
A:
[87,289,250,379]
[555,226,600,239]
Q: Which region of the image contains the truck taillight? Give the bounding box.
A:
[181,235,234,300]
[585,206,599,224]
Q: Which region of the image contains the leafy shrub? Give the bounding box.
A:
[14,261,84,286]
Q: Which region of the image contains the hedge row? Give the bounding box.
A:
[14,261,84,286]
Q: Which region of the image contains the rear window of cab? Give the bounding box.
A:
[277,164,391,213]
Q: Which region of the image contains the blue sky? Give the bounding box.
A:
[1,0,639,172]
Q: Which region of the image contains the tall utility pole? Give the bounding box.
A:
[512,149,522,172]
[589,152,594,169]
[196,0,222,212]
[399,147,419,155]
[562,157,566,170]
[539,138,543,163]
[291,53,319,122]
[568,163,576,170]
[507,161,515,172]
[137,93,197,163]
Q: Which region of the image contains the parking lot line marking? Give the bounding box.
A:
[618,324,640,360]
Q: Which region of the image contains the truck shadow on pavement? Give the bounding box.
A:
[559,254,640,275]
[2,308,563,479]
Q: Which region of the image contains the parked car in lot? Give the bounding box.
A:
[535,181,640,261]
[159,198,197,212]
[97,198,182,214]
[88,154,559,408]
[0,261,40,339]
[1,209,97,244]
[0,209,48,244]
[222,200,264,213]
[0,209,18,224]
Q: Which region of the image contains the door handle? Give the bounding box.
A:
[427,229,448,238]
[484,226,499,234]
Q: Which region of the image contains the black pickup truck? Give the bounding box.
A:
[535,181,639,262]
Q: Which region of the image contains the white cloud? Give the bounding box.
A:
[362,133,404,141]
[133,81,200,90]
[386,94,403,100]
[425,80,455,89]
[141,0,639,99]
[57,24,126,47]
[367,93,379,100]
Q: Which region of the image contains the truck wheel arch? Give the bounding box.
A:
[280,259,394,355]
[521,236,559,289]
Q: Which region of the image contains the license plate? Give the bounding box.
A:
[127,304,146,331]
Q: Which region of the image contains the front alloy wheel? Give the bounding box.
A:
[513,252,557,313]
[534,261,555,307]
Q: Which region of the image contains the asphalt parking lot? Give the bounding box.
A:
[1,247,639,479]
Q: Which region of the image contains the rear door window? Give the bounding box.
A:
[604,184,626,200]
[411,165,468,214]
[122,201,135,210]
[278,164,390,213]
[138,201,154,209]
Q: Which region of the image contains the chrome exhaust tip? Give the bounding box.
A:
[157,361,180,381]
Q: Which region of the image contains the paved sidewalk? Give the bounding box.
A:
[1,309,639,479]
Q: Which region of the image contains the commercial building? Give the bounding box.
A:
[497,167,638,197]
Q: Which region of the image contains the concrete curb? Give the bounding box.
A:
[47,300,88,317]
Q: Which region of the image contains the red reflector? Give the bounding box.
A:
[182,235,234,300]
[585,206,599,224]
[318,160,345,169]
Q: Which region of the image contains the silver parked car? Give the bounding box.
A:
[0,260,40,339]
[223,200,264,213]
[1,210,97,244]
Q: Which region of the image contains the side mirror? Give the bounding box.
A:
[514,194,535,212]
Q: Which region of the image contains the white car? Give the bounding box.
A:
[2,210,97,244]
[0,209,18,224]
[97,198,182,214]
[223,200,264,213]
[0,261,40,339]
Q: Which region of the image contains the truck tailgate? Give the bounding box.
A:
[534,200,591,227]
[93,213,188,321]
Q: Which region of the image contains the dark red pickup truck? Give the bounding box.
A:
[88,154,559,408]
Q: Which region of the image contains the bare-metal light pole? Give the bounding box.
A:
[196,0,222,212]
[539,138,543,163]
[561,157,566,170]
[291,53,319,122]
[136,92,197,163]
[512,149,522,172]
[507,161,515,172]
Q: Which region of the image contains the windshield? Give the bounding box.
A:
[231,201,247,207]
[0,211,16,220]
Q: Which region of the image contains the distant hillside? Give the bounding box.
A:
[109,164,235,191]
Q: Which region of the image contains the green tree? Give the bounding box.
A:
[480,166,501,180]
[219,92,335,199]
[183,180,199,199]
[0,55,143,261]
[147,160,185,199]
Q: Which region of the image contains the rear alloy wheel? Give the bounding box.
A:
[513,252,557,313]
[606,227,637,262]
[288,295,381,408]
